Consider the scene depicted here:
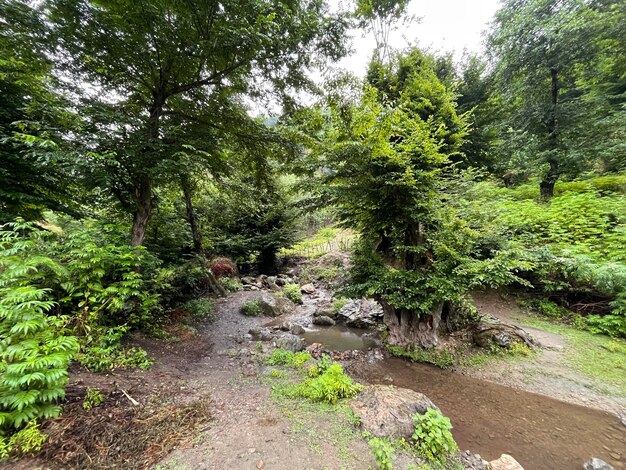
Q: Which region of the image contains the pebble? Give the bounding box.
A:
[248,448,256,453]
[256,460,264,469]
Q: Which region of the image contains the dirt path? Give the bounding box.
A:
[466,290,626,420]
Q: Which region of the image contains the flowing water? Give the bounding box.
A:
[303,325,378,351]
[303,326,626,470]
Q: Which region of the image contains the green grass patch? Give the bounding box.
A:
[240,299,269,316]
[387,345,456,369]
[265,348,312,368]
[515,316,626,394]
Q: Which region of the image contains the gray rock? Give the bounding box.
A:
[241,276,257,285]
[265,276,280,291]
[276,334,305,352]
[290,324,306,335]
[259,292,295,317]
[275,277,286,286]
[337,299,383,328]
[300,283,316,294]
[583,458,615,470]
[458,450,489,470]
[350,385,437,439]
[312,315,336,326]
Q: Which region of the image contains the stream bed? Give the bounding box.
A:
[303,325,625,470]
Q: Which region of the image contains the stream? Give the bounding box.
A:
[301,322,624,469]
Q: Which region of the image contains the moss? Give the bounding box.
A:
[387,345,455,369]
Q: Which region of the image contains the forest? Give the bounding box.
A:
[1,0,625,468]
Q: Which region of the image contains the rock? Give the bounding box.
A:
[337,299,383,328]
[312,315,336,326]
[259,292,295,317]
[314,308,336,319]
[473,321,536,349]
[350,385,438,439]
[300,283,316,294]
[459,450,489,470]
[265,276,280,291]
[248,327,262,336]
[583,458,615,470]
[489,454,524,470]
[276,334,305,352]
[275,277,286,286]
[290,324,306,335]
[241,276,257,285]
[279,321,292,331]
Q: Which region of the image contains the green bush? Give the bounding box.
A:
[220,277,243,293]
[411,408,458,464]
[332,297,349,314]
[77,326,152,372]
[240,300,265,316]
[368,437,396,470]
[266,349,312,368]
[82,387,104,410]
[182,298,214,320]
[294,362,362,404]
[0,421,47,459]
[0,222,79,436]
[282,283,302,304]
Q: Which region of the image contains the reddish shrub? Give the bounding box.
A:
[209,257,238,278]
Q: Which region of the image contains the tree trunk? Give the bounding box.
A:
[130,176,153,247]
[130,93,165,245]
[382,301,444,349]
[541,68,560,199]
[182,176,203,254]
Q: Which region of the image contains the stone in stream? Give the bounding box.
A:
[276,334,305,352]
[290,324,306,335]
[489,454,524,470]
[350,385,438,439]
[583,458,615,470]
[337,299,383,328]
[312,315,336,326]
[300,283,316,294]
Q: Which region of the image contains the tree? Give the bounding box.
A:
[46,0,349,245]
[300,52,478,347]
[355,0,414,64]
[0,0,77,222]
[488,0,601,198]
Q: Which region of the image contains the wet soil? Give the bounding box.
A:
[347,357,626,470]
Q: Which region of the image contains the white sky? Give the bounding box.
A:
[335,0,502,76]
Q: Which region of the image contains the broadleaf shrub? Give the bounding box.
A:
[411,408,458,464]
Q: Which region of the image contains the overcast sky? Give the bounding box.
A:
[335,0,502,76]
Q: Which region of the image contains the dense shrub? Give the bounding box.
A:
[266,349,312,368]
[0,222,79,454]
[295,361,362,404]
[209,257,238,278]
[282,284,302,304]
[411,408,458,464]
[182,298,214,320]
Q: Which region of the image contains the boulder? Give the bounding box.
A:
[300,283,316,294]
[583,458,615,470]
[260,293,295,317]
[489,454,524,470]
[276,334,305,352]
[459,450,489,470]
[290,324,306,335]
[312,315,336,326]
[265,276,281,291]
[350,385,438,439]
[337,299,383,328]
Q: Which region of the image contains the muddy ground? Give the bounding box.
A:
[5,287,626,470]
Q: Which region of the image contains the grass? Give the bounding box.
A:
[387,345,456,369]
[265,349,312,368]
[514,316,626,394]
[262,363,364,464]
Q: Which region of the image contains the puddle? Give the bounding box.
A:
[348,357,626,470]
[303,325,378,351]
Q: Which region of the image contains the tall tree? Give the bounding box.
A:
[0,0,76,222]
[488,0,600,197]
[46,0,349,245]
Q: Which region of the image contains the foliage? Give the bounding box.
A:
[266,349,312,369]
[282,284,303,304]
[209,258,237,279]
[220,277,242,293]
[294,362,363,404]
[182,298,214,321]
[0,421,47,459]
[239,300,268,317]
[0,221,79,434]
[82,387,104,410]
[77,326,152,373]
[332,298,349,314]
[368,437,397,470]
[387,346,455,369]
[411,409,458,464]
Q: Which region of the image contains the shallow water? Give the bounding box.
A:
[303,325,378,351]
[349,358,625,470]
[304,323,625,470]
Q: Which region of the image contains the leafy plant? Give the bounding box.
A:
[77,326,152,372]
[387,346,455,369]
[332,298,349,315]
[282,284,303,304]
[0,421,47,459]
[82,388,104,410]
[411,409,458,464]
[0,222,79,435]
[182,298,214,320]
[294,362,362,404]
[220,277,242,293]
[266,349,312,368]
[368,437,396,470]
[240,300,266,317]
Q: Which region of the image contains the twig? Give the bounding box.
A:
[119,388,140,407]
